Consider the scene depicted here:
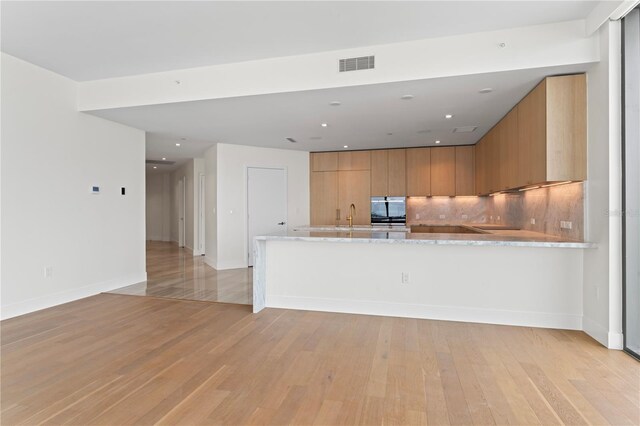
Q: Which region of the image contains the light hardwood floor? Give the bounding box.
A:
[1,293,638,425]
[110,241,252,305]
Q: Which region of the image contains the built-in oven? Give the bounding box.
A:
[370,196,406,225]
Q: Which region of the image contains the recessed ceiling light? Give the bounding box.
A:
[153,166,157,169]
[445,114,453,119]
[479,88,493,94]
[321,123,328,127]
[401,95,414,100]
[162,157,166,160]
[176,143,181,147]
[329,101,341,106]
[435,140,441,144]
[343,145,348,148]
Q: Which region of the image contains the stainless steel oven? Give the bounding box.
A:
[370,196,406,225]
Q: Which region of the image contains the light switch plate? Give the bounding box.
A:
[439,214,445,219]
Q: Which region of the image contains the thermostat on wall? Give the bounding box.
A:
[91,185,100,194]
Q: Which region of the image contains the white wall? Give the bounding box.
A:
[145,172,171,241]
[0,53,146,319]
[205,143,309,269]
[583,20,624,349]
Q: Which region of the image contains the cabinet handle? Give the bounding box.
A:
[336,209,341,221]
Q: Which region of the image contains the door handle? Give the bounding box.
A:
[277,222,286,225]
[336,209,341,221]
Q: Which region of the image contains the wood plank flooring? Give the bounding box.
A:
[2,293,638,425]
[110,241,252,305]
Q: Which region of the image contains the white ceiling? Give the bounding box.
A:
[1,1,598,81]
[90,64,592,173]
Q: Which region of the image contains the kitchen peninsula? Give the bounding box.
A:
[253,225,593,330]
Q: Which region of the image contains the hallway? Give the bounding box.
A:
[110,241,252,305]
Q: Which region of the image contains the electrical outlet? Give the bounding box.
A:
[44,266,53,278]
[530,218,536,225]
[461,214,468,220]
[401,272,410,284]
[415,213,420,220]
[497,215,501,222]
[439,214,445,219]
[560,221,573,230]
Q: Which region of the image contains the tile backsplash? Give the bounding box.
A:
[406,182,585,240]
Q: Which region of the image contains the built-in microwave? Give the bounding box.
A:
[370,196,406,225]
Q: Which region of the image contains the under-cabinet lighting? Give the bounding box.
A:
[541,181,573,188]
[518,186,541,192]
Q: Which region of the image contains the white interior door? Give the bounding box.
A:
[198,173,205,254]
[178,176,186,247]
[247,167,287,266]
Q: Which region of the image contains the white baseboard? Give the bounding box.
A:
[607,331,624,349]
[267,295,582,330]
[215,260,248,270]
[0,272,147,320]
[582,316,609,347]
[204,256,217,269]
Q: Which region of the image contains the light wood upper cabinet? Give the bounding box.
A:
[310,171,338,225]
[370,149,406,196]
[500,107,519,190]
[406,147,431,196]
[370,150,389,196]
[430,147,456,196]
[475,139,487,195]
[338,151,370,171]
[455,146,475,196]
[517,74,587,185]
[545,75,587,181]
[517,80,547,185]
[337,171,371,225]
[387,149,407,196]
[311,152,338,172]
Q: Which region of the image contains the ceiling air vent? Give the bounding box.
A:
[146,159,176,165]
[339,56,375,72]
[453,126,478,133]
[286,137,298,143]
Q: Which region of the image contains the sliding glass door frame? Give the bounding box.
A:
[622,6,640,361]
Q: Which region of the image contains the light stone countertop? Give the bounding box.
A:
[258,226,596,249]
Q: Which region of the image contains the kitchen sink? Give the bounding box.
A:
[410,225,485,234]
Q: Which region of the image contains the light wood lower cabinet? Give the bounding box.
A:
[310,170,370,225]
[430,147,456,196]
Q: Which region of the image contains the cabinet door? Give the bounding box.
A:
[370,150,388,196]
[485,128,500,193]
[338,171,371,225]
[406,148,431,196]
[338,151,371,171]
[387,149,406,196]
[518,80,547,186]
[475,139,486,195]
[310,171,338,225]
[311,152,338,172]
[546,74,587,181]
[430,147,456,196]
[455,146,475,196]
[500,107,519,190]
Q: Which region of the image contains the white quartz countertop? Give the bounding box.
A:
[258,226,595,249]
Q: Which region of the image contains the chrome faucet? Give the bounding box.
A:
[347,203,356,227]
